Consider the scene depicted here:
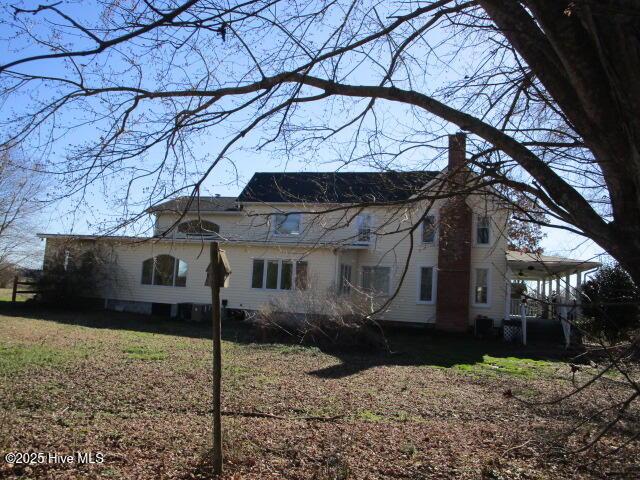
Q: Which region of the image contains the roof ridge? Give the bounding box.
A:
[237,170,439,204]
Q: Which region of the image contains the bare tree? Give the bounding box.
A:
[0,0,631,277]
[1,0,639,464]
[0,147,45,272]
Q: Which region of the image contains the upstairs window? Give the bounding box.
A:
[356,213,372,243]
[476,215,490,245]
[361,266,390,296]
[251,258,308,290]
[422,215,436,243]
[272,213,301,235]
[178,220,220,237]
[141,255,188,287]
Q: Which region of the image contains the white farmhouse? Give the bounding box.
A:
[39,134,599,332]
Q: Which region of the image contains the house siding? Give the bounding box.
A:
[43,190,508,327]
[100,242,338,313]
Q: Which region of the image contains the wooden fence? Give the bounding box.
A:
[11,275,40,302]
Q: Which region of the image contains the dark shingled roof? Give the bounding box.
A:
[237,171,439,204]
[147,196,240,213]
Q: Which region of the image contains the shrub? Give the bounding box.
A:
[580,263,640,342]
[247,287,387,351]
[36,242,117,308]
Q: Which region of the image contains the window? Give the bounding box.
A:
[251,259,308,290]
[251,259,264,288]
[141,255,187,287]
[178,220,220,237]
[266,260,279,289]
[141,258,153,284]
[175,259,188,287]
[153,254,176,286]
[280,261,293,290]
[339,264,352,294]
[295,261,308,290]
[422,215,436,243]
[476,215,490,245]
[272,213,301,235]
[361,266,391,295]
[356,213,372,243]
[418,266,436,303]
[474,268,489,305]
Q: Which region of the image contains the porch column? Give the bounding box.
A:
[555,277,561,320]
[564,274,571,301]
[536,280,540,297]
[541,278,547,319]
[576,271,583,317]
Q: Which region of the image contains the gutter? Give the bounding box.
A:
[36,233,367,250]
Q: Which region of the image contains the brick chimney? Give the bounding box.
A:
[436,133,472,332]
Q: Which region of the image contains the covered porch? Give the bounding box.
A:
[503,251,601,345]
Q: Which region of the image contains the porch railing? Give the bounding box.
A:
[509,288,581,319]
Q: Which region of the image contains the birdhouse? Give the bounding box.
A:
[218,249,231,288]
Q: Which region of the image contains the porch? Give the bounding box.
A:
[504,251,601,346]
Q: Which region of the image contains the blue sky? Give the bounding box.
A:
[2,1,607,266]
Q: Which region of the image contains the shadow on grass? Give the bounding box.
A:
[0,301,577,379]
[0,300,213,339]
[306,324,576,379]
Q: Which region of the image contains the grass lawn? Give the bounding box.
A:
[0,304,637,479]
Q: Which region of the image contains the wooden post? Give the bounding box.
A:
[11,275,18,303]
[209,242,223,476]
